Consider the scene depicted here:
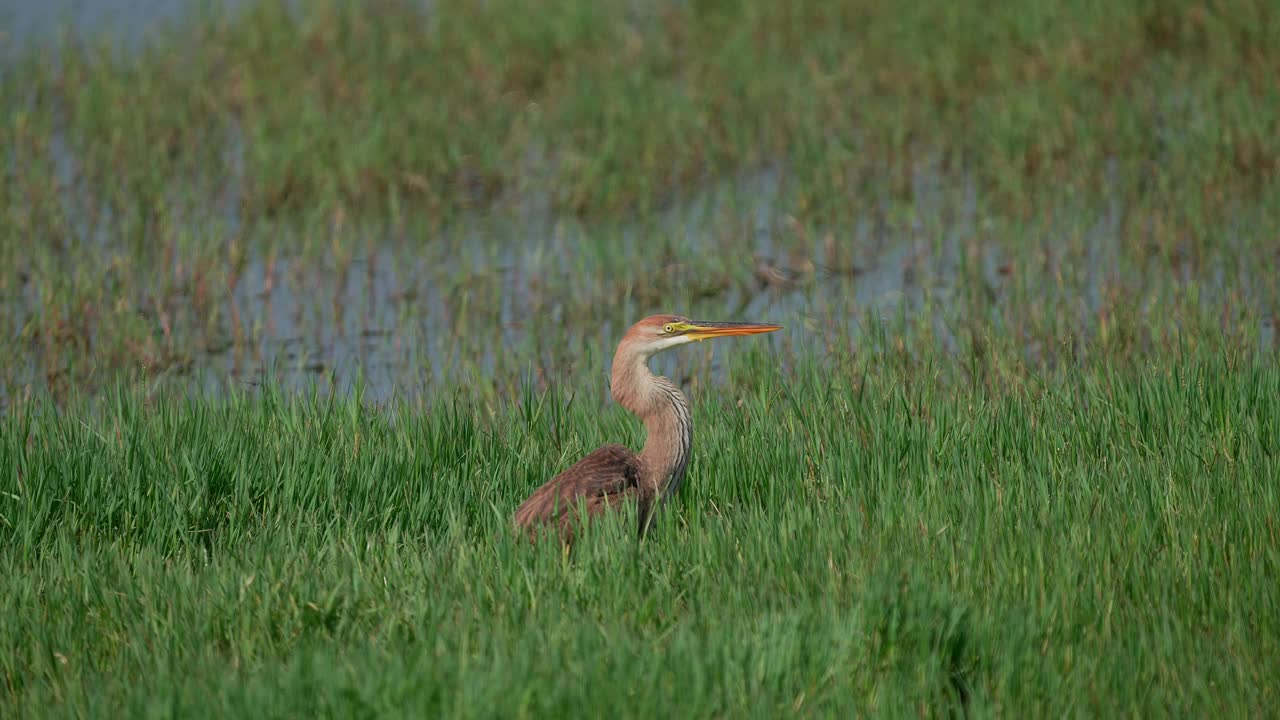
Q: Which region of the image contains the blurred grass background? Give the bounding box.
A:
[8,0,1279,221]
[1,0,1277,404]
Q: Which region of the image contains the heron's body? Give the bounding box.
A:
[512,314,780,543]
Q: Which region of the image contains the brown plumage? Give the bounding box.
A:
[512,443,648,544]
[512,313,782,544]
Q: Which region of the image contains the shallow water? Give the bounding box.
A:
[3,2,1276,410]
[1,0,241,52]
[6,121,1276,411]
[7,128,1277,410]
[149,190,1276,405]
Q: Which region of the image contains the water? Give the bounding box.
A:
[3,2,1276,409]
[7,113,1276,410]
[7,131,1276,410]
[1,0,241,52]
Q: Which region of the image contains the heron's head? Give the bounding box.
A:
[623,314,783,358]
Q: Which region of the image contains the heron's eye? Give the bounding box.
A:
[663,323,676,334]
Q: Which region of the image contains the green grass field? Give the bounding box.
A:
[2,351,1277,716]
[4,0,1280,715]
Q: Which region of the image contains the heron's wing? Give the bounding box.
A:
[513,443,647,539]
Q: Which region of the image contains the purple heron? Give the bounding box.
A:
[513,314,782,544]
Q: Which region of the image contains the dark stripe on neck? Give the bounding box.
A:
[653,376,693,503]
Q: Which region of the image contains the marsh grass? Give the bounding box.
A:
[14,0,1280,223]
[3,0,1279,401]
[4,192,1278,407]
[2,348,1278,716]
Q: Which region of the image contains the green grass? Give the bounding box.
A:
[8,0,1279,223]
[3,349,1277,716]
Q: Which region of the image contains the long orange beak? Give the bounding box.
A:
[683,320,783,341]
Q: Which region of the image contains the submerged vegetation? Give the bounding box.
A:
[1,0,1278,401]
[2,0,1279,715]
